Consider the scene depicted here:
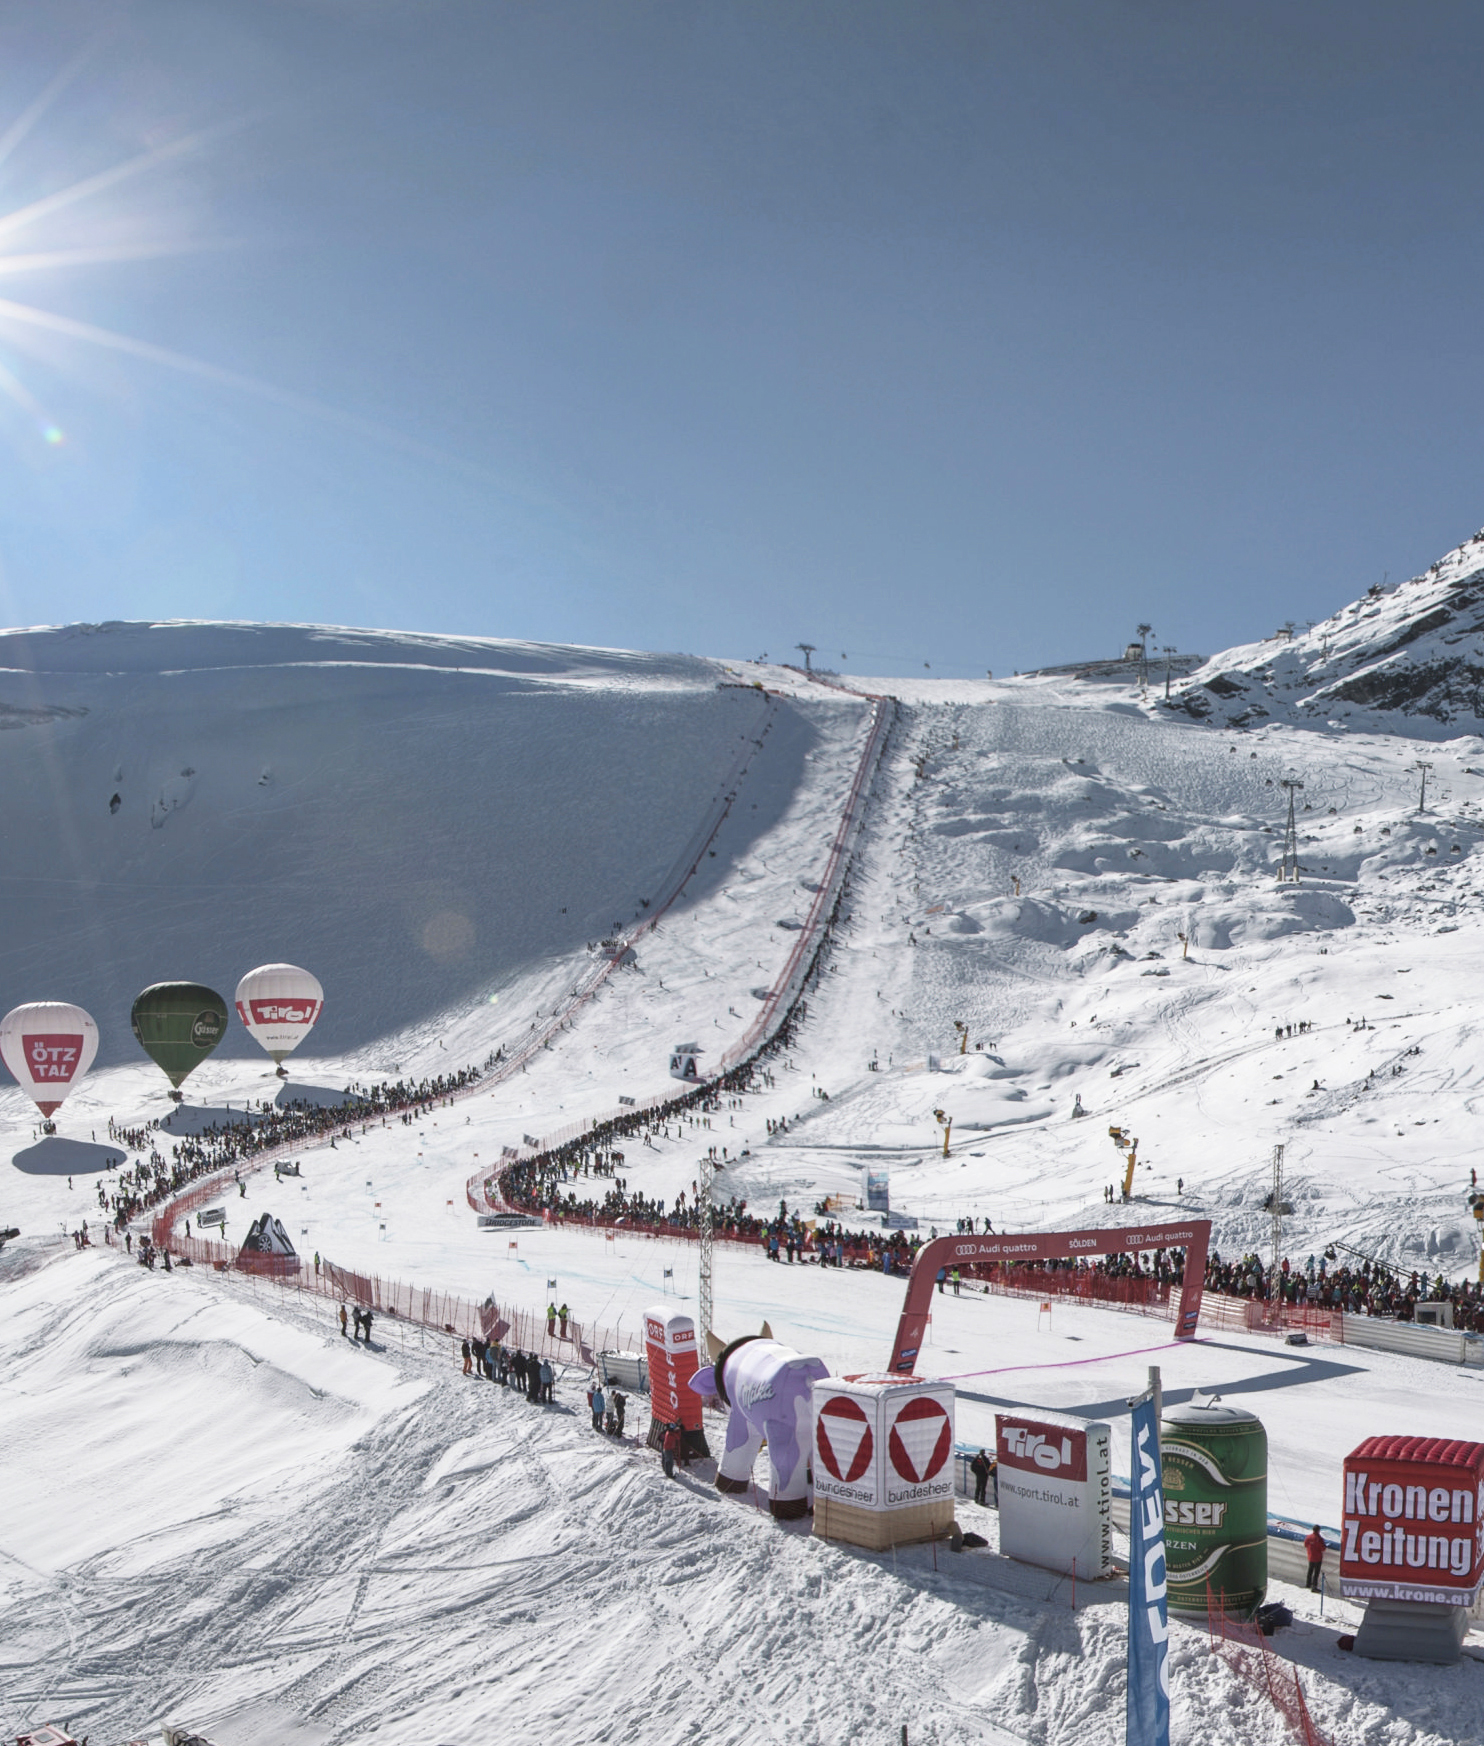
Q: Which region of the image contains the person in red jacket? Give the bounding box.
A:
[1304,1525,1326,1591]
[661,1422,682,1479]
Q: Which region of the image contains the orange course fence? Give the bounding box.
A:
[1207,1587,1334,1746]
[162,1225,643,1367]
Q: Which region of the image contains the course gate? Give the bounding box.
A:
[888,1219,1211,1372]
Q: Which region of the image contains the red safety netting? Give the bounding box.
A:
[1199,1295,1344,1344]
[156,1225,642,1367]
[968,1263,1175,1320]
[1207,1587,1333,1746]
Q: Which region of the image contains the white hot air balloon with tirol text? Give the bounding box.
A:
[235,964,324,1076]
[0,1001,100,1129]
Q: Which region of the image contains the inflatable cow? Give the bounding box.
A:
[691,1332,830,1519]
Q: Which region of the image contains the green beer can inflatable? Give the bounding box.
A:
[1159,1400,1267,1618]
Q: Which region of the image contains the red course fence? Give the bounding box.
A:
[1207,1588,1334,1746]
[159,1225,640,1367]
[1198,1294,1344,1343]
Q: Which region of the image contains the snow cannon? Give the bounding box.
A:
[690,1327,829,1520]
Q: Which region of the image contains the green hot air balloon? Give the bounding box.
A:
[130,982,229,1100]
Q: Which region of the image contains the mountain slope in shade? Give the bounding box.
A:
[1172,528,1484,731]
[0,621,832,1067]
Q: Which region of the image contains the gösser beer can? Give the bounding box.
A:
[1159,1399,1268,1618]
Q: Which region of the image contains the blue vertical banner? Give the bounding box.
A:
[1127,1396,1171,1746]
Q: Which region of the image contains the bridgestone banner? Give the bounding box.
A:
[995,1409,1113,1579]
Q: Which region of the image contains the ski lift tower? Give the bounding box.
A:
[1278,778,1304,883]
[1135,623,1153,691]
[697,1153,714,1347]
[796,642,816,675]
[1415,760,1434,814]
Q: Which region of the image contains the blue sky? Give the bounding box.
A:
[0,1,1481,676]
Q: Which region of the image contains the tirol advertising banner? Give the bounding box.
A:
[812,1375,956,1513]
[1127,1396,1171,1746]
[643,1306,704,1437]
[1340,1436,1484,1606]
[995,1409,1113,1579]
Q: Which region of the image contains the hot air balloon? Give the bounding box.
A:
[130,982,229,1101]
[235,964,323,1076]
[0,1002,100,1130]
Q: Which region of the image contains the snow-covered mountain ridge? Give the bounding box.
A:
[1172,527,1484,730]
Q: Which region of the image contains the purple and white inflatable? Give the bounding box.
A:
[691,1334,830,1519]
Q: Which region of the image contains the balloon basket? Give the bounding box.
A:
[168,1090,184,1103]
[40,1120,56,1136]
[276,1066,289,1079]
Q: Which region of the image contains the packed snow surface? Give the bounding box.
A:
[6,582,1484,1742]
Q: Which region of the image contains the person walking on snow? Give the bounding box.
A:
[339,1304,348,1337]
[591,1383,606,1432]
[461,1338,472,1375]
[539,1358,553,1403]
[662,1421,682,1478]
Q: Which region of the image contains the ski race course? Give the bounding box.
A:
[9,542,1484,1744]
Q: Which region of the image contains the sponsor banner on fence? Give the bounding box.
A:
[812,1374,955,1513]
[995,1409,1113,1579]
[1340,1436,1484,1605]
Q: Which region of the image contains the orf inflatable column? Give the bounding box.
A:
[643,1306,710,1460]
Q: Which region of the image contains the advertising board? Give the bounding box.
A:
[643,1305,706,1454]
[995,1408,1113,1578]
[1340,1436,1484,1606]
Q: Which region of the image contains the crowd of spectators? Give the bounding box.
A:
[96,992,1479,1341]
[1204,1247,1484,1329]
[100,1063,492,1232]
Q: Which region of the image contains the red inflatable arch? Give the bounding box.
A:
[887,1218,1212,1373]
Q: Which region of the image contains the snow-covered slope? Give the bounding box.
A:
[10,602,1484,1744]
[0,622,836,1067]
[1172,528,1484,730]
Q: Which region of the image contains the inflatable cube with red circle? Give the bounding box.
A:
[812,1373,956,1549]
